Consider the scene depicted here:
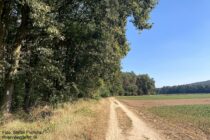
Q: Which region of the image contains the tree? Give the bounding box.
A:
[0,0,61,113]
[121,72,156,96]
[121,72,138,96]
[0,0,157,114]
[136,74,155,95]
[157,84,210,94]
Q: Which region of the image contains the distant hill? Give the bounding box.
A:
[187,80,210,86]
[157,80,210,94]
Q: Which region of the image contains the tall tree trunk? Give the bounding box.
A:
[1,2,29,113]
[23,57,32,113]
[0,0,9,107]
[3,80,14,113]
[24,73,31,113]
[3,44,22,113]
[64,46,71,82]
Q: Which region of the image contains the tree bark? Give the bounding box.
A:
[0,0,11,111]
[24,73,31,113]
[23,56,32,113]
[3,80,14,113]
[3,44,22,113]
[2,2,30,113]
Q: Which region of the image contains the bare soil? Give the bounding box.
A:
[115,107,132,135]
[119,98,210,140]
[120,98,210,108]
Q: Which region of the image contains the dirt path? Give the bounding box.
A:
[106,98,164,140]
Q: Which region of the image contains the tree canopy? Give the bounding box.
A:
[121,72,156,96]
[0,0,157,113]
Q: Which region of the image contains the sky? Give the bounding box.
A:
[122,0,210,88]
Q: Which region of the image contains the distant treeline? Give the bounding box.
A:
[120,72,156,96]
[157,84,210,94]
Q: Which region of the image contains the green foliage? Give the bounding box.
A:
[0,0,157,112]
[136,74,156,95]
[121,72,156,96]
[98,80,110,97]
[121,72,138,96]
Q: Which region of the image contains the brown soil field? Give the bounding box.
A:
[119,98,210,140]
[120,98,210,108]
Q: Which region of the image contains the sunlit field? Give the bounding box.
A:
[117,94,210,100]
[117,94,210,139]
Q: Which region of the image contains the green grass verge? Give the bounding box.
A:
[148,105,210,133]
[117,94,210,100]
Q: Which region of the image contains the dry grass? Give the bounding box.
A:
[115,107,132,135]
[0,99,110,140]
